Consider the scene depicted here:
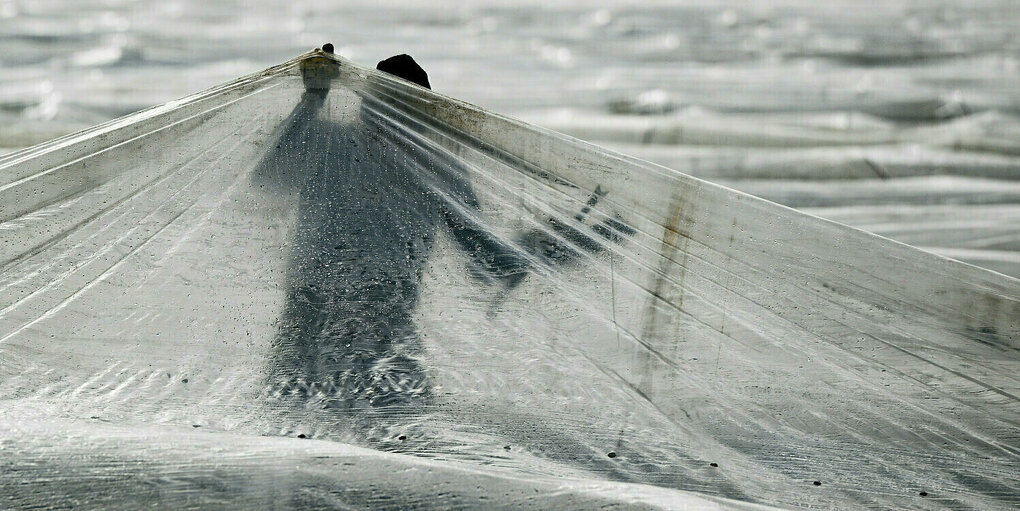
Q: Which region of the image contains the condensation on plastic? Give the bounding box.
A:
[1,52,1018,510]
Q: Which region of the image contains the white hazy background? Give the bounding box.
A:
[2,0,1020,277]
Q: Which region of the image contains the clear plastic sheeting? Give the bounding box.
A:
[1,52,1018,510]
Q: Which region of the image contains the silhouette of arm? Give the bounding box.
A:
[355,93,532,287]
[440,194,531,288]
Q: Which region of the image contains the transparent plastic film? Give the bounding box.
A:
[1,52,1018,510]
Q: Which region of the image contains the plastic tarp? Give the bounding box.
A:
[1,52,1018,510]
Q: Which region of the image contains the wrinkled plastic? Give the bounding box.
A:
[1,52,1018,510]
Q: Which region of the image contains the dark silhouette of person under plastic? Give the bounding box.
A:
[253,48,528,411]
[251,47,665,490]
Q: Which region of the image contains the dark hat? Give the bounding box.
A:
[376,54,431,90]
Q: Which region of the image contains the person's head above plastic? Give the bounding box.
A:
[301,43,431,93]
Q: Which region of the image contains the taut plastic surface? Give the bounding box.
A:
[1,52,1018,509]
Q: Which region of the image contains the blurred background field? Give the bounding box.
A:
[3,0,1019,276]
